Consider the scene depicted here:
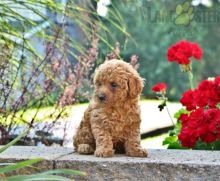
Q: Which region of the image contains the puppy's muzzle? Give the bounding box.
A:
[98,94,106,101]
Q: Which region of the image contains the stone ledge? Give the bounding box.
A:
[0,146,220,180]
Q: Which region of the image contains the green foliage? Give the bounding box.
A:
[163,136,183,149]
[0,160,86,181]
[0,129,30,153]
[162,121,184,149]
[0,129,86,180]
[0,0,132,142]
[0,0,129,109]
[163,109,189,149]
[0,158,43,174]
[194,140,220,150]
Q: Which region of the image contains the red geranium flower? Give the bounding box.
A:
[180,77,220,110]
[178,108,220,148]
[151,82,167,93]
[178,76,220,148]
[180,89,197,111]
[192,43,203,60]
[167,40,203,65]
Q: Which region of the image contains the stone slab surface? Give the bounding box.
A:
[0,146,73,160]
[55,149,220,181]
[0,146,220,180]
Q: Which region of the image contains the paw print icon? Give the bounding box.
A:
[175,1,194,26]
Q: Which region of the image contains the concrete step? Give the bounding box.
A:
[0,146,219,180]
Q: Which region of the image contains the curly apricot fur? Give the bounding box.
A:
[73,59,148,157]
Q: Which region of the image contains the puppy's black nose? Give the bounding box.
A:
[98,94,106,101]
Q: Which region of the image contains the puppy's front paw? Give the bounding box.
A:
[77,144,94,154]
[94,148,114,157]
[126,148,148,157]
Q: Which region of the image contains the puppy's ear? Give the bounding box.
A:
[128,74,144,98]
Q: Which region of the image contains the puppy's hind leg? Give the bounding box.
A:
[73,108,95,154]
[125,124,148,157]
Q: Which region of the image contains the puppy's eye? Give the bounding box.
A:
[111,82,118,88]
[96,82,101,86]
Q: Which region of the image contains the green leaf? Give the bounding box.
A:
[38,169,86,176]
[195,140,220,150]
[5,169,86,181]
[212,141,220,150]
[162,135,178,145]
[162,121,184,149]
[0,128,30,153]
[167,141,183,149]
[162,134,184,149]
[0,158,43,174]
[6,174,71,181]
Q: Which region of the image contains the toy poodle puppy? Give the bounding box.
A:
[73,59,148,157]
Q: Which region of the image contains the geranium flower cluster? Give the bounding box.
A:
[178,77,220,148]
[180,77,220,111]
[151,82,167,93]
[167,40,203,65]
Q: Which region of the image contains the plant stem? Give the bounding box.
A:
[165,104,175,127]
[188,71,194,90]
[161,94,175,126]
